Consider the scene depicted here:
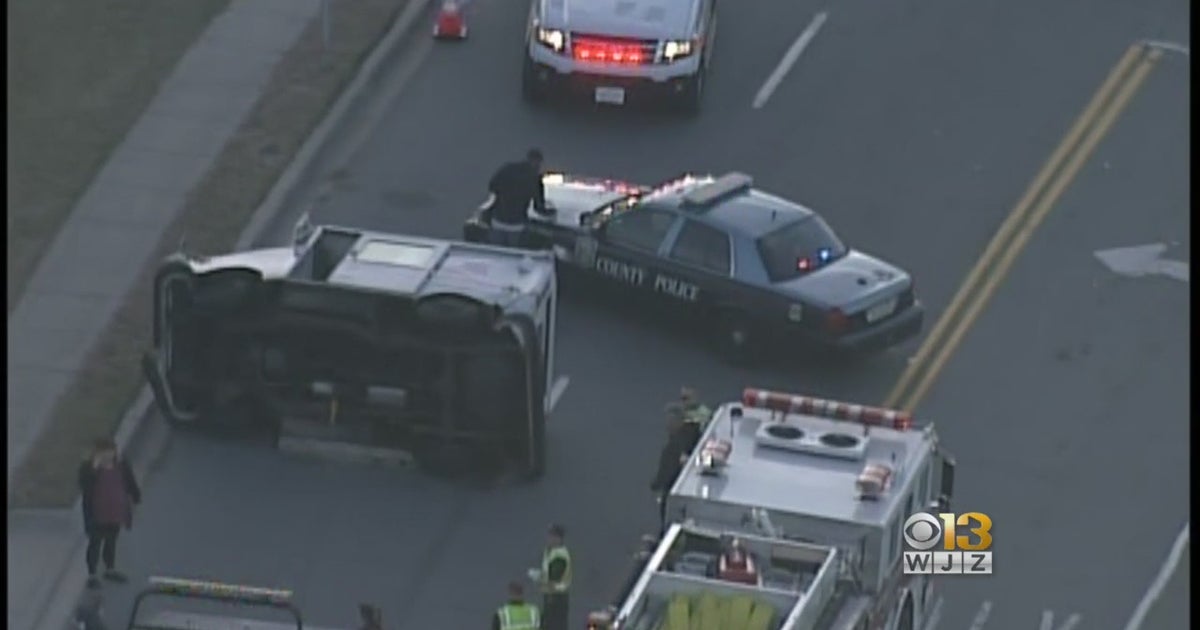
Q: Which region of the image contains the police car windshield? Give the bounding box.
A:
[756,216,847,282]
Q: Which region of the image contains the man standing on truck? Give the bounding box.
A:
[650,403,700,530]
[486,148,554,247]
[492,581,540,630]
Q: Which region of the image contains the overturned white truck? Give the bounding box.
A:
[588,388,957,630]
[143,221,559,478]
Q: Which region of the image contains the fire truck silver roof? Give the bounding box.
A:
[671,389,937,530]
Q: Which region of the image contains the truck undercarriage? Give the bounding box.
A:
[146,264,547,477]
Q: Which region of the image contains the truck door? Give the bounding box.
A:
[144,262,262,425]
[588,207,678,299]
[143,261,204,424]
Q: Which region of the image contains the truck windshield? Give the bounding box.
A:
[756,216,847,282]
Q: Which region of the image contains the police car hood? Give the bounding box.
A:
[528,174,647,230]
[539,0,695,41]
[780,250,911,310]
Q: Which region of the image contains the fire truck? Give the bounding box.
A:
[587,388,957,630]
[142,217,559,478]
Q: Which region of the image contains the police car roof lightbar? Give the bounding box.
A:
[682,172,753,207]
[147,576,294,605]
[740,388,914,430]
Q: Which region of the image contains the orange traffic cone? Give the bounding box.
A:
[433,1,468,40]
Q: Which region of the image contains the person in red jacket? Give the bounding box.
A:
[77,437,141,588]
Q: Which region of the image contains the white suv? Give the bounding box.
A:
[523,0,717,115]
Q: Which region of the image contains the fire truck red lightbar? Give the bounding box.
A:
[741,388,914,430]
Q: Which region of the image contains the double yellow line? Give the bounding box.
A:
[883,43,1162,414]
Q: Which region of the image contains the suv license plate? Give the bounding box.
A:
[866,298,898,323]
[595,87,625,105]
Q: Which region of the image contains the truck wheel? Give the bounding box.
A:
[715,310,753,364]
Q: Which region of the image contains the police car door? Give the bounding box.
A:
[586,206,679,298]
[655,219,734,313]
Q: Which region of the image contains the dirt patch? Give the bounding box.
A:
[6,0,234,312]
[8,0,419,508]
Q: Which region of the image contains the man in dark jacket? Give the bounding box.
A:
[486,148,554,247]
[650,403,700,530]
[78,437,141,588]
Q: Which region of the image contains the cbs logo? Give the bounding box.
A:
[903,512,993,551]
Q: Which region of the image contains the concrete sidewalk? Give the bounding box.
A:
[6,0,320,490]
[7,0,321,628]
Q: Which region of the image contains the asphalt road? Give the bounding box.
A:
[96,0,1189,628]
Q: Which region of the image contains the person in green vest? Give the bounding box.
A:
[539,523,572,630]
[491,581,540,630]
[680,386,712,430]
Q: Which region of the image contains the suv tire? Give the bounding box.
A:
[676,69,705,117]
[522,57,546,105]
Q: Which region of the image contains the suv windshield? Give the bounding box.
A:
[756,216,847,282]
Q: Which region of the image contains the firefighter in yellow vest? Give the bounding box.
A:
[536,523,572,630]
[491,581,540,630]
[680,387,712,430]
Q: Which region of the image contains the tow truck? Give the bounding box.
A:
[142,217,559,478]
[587,388,956,630]
[125,576,341,630]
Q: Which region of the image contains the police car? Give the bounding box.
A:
[522,0,716,114]
[464,172,924,361]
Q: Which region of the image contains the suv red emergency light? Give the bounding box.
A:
[573,37,648,64]
[741,388,914,430]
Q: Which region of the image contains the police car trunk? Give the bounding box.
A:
[143,223,559,477]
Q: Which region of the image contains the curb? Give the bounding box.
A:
[23,1,437,629]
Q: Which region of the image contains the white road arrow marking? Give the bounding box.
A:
[1094,243,1189,283]
[1040,611,1083,630]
